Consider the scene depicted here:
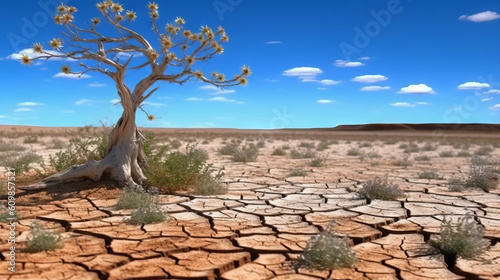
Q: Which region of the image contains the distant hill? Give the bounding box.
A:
[328,123,500,132]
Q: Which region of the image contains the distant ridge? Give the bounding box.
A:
[328,123,500,132]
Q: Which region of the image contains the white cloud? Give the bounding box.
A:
[89,82,107,87]
[320,79,341,86]
[457,81,491,90]
[283,67,323,78]
[489,104,500,111]
[265,41,282,44]
[209,97,243,104]
[0,115,7,119]
[391,102,415,107]
[54,73,91,79]
[352,74,388,83]
[186,97,204,101]
[14,108,34,112]
[110,99,121,104]
[143,102,167,107]
[481,97,493,102]
[75,99,92,105]
[316,99,333,104]
[317,87,328,90]
[484,89,500,94]
[359,56,372,60]
[334,60,365,67]
[391,101,429,107]
[200,84,236,95]
[6,48,74,61]
[114,51,144,60]
[459,11,500,22]
[17,102,42,106]
[360,85,391,91]
[399,84,435,94]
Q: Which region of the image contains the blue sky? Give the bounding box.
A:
[1,0,499,129]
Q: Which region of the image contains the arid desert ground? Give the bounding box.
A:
[1,125,500,280]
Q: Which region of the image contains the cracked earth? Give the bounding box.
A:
[1,132,500,280]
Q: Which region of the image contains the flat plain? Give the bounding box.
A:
[0,125,499,280]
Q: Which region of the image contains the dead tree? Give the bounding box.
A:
[22,2,249,189]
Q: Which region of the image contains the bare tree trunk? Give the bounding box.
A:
[27,109,148,190]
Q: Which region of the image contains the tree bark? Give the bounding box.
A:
[26,109,147,190]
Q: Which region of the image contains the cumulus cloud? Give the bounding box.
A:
[283,67,323,78]
[489,104,500,111]
[352,74,388,83]
[316,99,333,104]
[481,97,493,102]
[209,97,244,104]
[457,82,491,90]
[186,97,204,101]
[320,79,341,85]
[398,84,435,94]
[360,86,391,91]
[200,84,236,95]
[6,48,74,61]
[484,89,500,94]
[334,60,365,67]
[75,99,92,105]
[265,41,282,44]
[114,51,144,60]
[110,99,121,105]
[359,56,373,60]
[0,115,7,119]
[143,102,167,107]
[54,73,91,79]
[14,108,34,112]
[17,102,42,106]
[391,102,429,107]
[459,11,500,22]
[89,82,107,87]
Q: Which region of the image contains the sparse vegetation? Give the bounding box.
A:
[0,140,26,152]
[414,155,431,161]
[346,148,361,156]
[393,155,412,167]
[127,204,166,225]
[474,146,493,156]
[1,151,43,175]
[431,213,490,261]
[23,135,39,144]
[272,148,287,156]
[232,144,259,162]
[295,222,356,270]
[115,186,153,210]
[439,151,455,158]
[299,142,315,149]
[25,221,63,253]
[193,171,227,195]
[288,169,308,177]
[219,143,239,155]
[418,169,442,180]
[457,150,471,157]
[358,177,404,200]
[308,157,325,167]
[290,149,316,159]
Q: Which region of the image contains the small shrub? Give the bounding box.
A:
[2,151,43,175]
[299,142,315,149]
[431,213,489,259]
[272,148,287,156]
[170,139,182,149]
[288,169,308,177]
[295,222,356,270]
[439,151,455,158]
[366,151,382,159]
[447,178,466,192]
[0,204,12,222]
[418,170,442,180]
[422,143,437,151]
[474,146,493,156]
[358,177,404,200]
[256,140,266,148]
[26,221,63,253]
[48,138,65,149]
[456,150,471,157]
[219,143,239,155]
[404,147,420,153]
[346,148,360,156]
[127,204,166,225]
[115,186,152,210]
[359,142,372,148]
[317,141,330,151]
[308,157,325,167]
[23,135,39,144]
[393,155,412,167]
[465,163,497,191]
[193,171,227,195]
[281,144,290,150]
[201,139,210,144]
[290,149,316,159]
[398,143,409,149]
[0,140,26,152]
[232,145,259,162]
[414,155,431,161]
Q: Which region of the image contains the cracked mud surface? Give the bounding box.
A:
[1,132,500,280]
